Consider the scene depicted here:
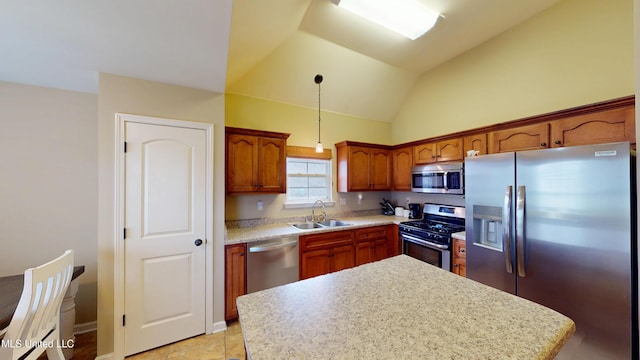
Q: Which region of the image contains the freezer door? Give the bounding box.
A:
[515,142,634,360]
[465,152,516,294]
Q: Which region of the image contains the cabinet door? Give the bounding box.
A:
[348,147,372,191]
[392,147,413,191]
[257,137,287,192]
[331,244,355,272]
[371,238,389,262]
[369,148,392,190]
[463,134,487,156]
[453,257,466,277]
[488,123,550,153]
[226,134,258,193]
[355,241,374,266]
[452,239,466,277]
[413,143,437,164]
[225,243,246,320]
[300,248,332,280]
[551,107,635,147]
[437,138,463,162]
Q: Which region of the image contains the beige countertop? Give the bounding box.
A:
[237,255,575,360]
[452,230,466,241]
[225,215,407,245]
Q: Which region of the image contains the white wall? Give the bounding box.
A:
[97,73,226,357]
[0,81,98,324]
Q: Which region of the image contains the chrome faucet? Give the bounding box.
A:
[311,200,326,223]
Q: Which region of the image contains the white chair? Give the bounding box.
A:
[0,250,74,360]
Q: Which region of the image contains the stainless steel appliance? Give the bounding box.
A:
[411,163,464,194]
[399,203,465,271]
[247,237,299,293]
[465,141,637,360]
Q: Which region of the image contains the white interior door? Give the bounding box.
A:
[124,121,207,356]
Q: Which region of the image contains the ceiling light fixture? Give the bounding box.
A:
[331,0,440,40]
[314,74,324,153]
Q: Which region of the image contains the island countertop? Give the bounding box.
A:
[237,255,575,360]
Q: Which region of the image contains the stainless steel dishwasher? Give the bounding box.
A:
[247,236,299,293]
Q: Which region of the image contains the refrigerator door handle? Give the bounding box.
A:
[503,186,513,274]
[516,185,526,277]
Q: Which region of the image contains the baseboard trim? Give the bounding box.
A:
[95,353,113,360]
[212,320,227,334]
[74,320,97,334]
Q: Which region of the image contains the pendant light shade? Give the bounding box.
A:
[314,74,324,153]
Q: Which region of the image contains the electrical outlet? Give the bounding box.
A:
[257,200,263,211]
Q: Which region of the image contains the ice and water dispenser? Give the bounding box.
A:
[472,205,503,251]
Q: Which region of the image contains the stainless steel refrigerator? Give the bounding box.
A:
[464,141,637,360]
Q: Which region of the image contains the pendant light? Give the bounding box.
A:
[314,74,324,153]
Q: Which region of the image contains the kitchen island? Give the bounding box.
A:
[236,255,575,360]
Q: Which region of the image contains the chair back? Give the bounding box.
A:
[0,250,74,360]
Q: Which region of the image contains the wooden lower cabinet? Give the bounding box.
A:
[300,225,397,279]
[452,238,466,277]
[301,245,355,279]
[355,225,390,266]
[300,230,355,280]
[225,243,247,321]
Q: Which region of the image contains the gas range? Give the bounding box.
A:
[399,204,466,247]
[399,204,465,273]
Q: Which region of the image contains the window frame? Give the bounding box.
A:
[284,147,334,209]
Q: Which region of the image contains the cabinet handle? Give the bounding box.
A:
[240,253,244,256]
[540,142,547,146]
[555,140,561,145]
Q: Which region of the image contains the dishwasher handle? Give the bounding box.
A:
[249,239,298,253]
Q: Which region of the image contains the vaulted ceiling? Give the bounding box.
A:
[0,0,561,122]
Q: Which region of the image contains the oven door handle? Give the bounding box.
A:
[401,233,449,250]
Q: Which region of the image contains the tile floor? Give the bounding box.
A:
[127,321,245,360]
[61,321,245,360]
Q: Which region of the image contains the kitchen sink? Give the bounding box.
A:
[291,222,323,230]
[317,220,351,227]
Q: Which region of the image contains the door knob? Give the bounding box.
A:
[194,239,203,246]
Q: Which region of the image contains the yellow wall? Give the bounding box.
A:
[225,93,393,220]
[392,0,634,144]
[226,93,392,146]
[97,74,226,356]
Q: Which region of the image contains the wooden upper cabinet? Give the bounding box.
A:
[463,134,487,156]
[413,143,437,164]
[488,123,550,153]
[392,146,413,191]
[226,127,289,194]
[413,138,463,164]
[336,142,392,192]
[550,107,635,147]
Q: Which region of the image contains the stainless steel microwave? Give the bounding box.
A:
[411,163,464,194]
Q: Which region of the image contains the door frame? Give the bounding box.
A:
[113,113,214,360]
